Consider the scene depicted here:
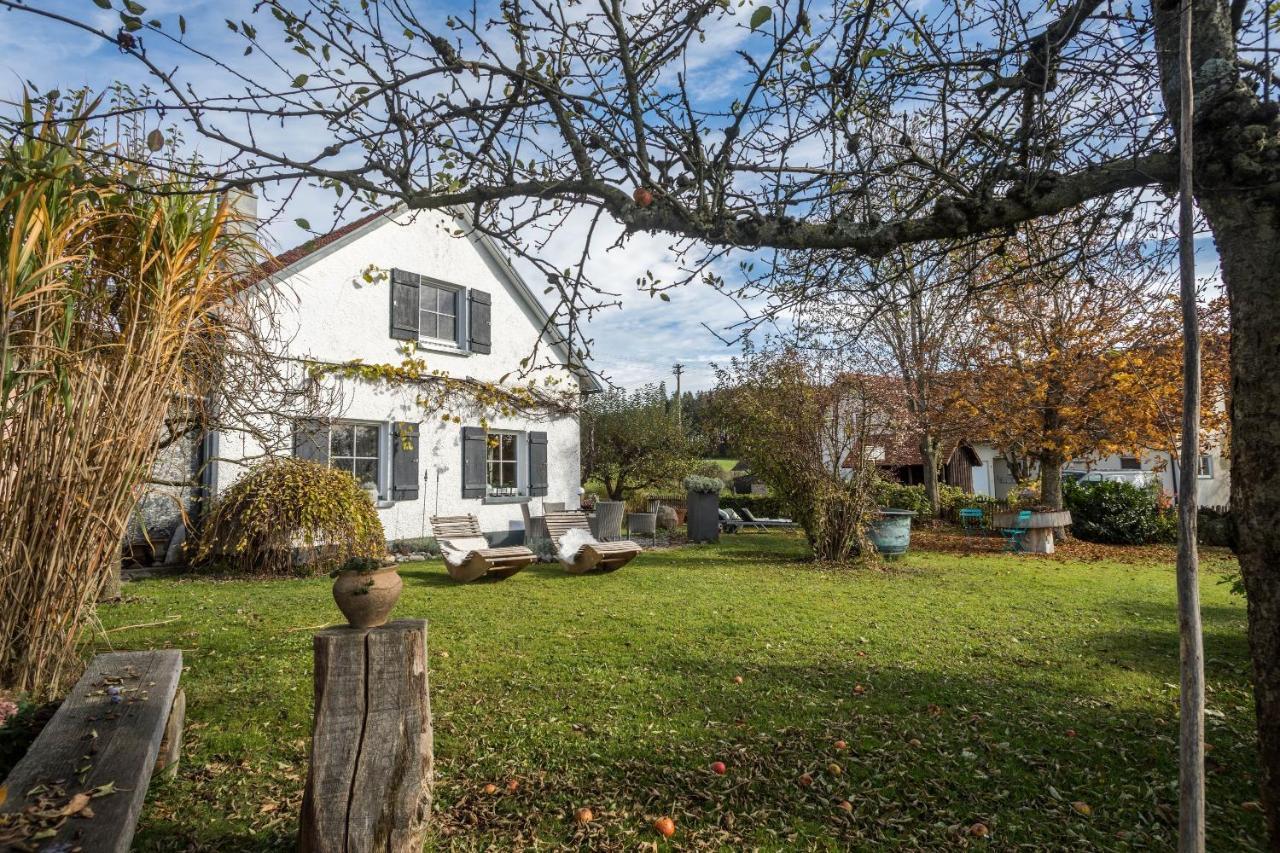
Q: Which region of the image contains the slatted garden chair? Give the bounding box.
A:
[1000,509,1034,553]
[959,507,986,540]
[544,510,642,574]
[430,515,536,582]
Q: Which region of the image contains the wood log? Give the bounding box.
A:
[0,651,183,853]
[154,687,185,779]
[299,619,432,853]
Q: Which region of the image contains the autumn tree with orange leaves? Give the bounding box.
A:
[958,216,1177,511]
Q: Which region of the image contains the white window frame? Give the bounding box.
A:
[324,420,390,500]
[417,277,467,350]
[1197,454,1214,479]
[485,429,526,497]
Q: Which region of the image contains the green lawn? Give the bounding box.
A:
[95,535,1262,850]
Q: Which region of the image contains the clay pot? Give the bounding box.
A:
[332,564,402,628]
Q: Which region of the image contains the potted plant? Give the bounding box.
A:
[331,554,402,628]
[683,475,723,543]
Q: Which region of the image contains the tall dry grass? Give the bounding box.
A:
[0,98,252,697]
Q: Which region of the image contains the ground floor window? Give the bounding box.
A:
[295,421,384,494]
[486,431,521,496]
[1119,454,1141,470]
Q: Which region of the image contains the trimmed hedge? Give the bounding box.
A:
[1063,479,1177,545]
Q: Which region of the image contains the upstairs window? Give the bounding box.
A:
[1119,454,1141,470]
[420,282,458,343]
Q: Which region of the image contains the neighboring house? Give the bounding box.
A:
[136,205,597,560]
[964,441,1231,506]
[845,430,983,492]
[1064,446,1231,507]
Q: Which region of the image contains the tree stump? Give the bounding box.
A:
[299,619,432,853]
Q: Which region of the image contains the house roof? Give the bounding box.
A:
[245,205,600,392]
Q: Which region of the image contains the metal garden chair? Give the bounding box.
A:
[959,507,986,540]
[1000,509,1034,553]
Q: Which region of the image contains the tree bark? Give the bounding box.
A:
[1200,192,1280,848]
[920,436,941,517]
[1039,452,1064,511]
[1175,4,1206,845]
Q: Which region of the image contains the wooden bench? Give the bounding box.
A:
[0,650,184,852]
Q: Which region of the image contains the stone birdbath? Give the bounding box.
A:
[992,509,1072,554]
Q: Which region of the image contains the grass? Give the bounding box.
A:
[91,533,1262,850]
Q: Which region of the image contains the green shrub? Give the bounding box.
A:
[389,536,439,556]
[195,458,386,576]
[873,481,932,515]
[1198,506,1236,549]
[1063,479,1176,545]
[719,494,792,519]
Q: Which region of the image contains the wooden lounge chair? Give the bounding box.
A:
[430,515,536,582]
[544,510,641,574]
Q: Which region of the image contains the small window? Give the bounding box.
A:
[420,282,458,343]
[1119,455,1141,470]
[1198,454,1214,479]
[486,431,521,496]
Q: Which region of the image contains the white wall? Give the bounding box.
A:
[212,208,583,542]
[1069,447,1231,507]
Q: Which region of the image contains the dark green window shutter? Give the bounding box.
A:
[391,422,420,501]
[528,431,548,497]
[390,269,420,341]
[468,289,491,354]
[293,420,329,464]
[461,426,487,499]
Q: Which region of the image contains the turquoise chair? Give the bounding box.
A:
[1000,509,1033,552]
[959,507,985,539]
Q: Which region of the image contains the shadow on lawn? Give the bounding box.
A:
[434,656,1262,850]
[128,645,1264,851]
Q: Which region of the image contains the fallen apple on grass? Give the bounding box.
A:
[654,816,676,837]
[574,807,594,824]
[710,761,726,775]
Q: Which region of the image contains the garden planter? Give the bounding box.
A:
[870,510,917,558]
[686,491,721,543]
[332,564,403,628]
[992,510,1072,554]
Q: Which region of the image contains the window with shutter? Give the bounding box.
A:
[528,431,548,497]
[389,269,420,340]
[461,427,488,499]
[391,422,420,500]
[468,289,491,354]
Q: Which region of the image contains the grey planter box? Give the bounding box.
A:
[686,491,721,543]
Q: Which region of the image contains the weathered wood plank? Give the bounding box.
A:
[154,687,186,779]
[299,620,432,853]
[0,650,183,853]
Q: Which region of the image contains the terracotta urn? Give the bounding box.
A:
[332,563,402,629]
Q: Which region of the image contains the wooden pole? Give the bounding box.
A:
[300,619,433,853]
[1176,1,1205,849]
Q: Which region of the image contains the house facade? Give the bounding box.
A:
[967,441,1231,506]
[197,206,593,549]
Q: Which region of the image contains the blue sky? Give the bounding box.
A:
[1,0,1222,390]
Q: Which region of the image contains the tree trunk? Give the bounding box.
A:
[1174,6,1206,844]
[1201,191,1280,847]
[920,436,941,517]
[1149,1,1278,841]
[1039,453,1064,511]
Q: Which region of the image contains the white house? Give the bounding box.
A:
[967,441,1230,507]
[197,206,595,548]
